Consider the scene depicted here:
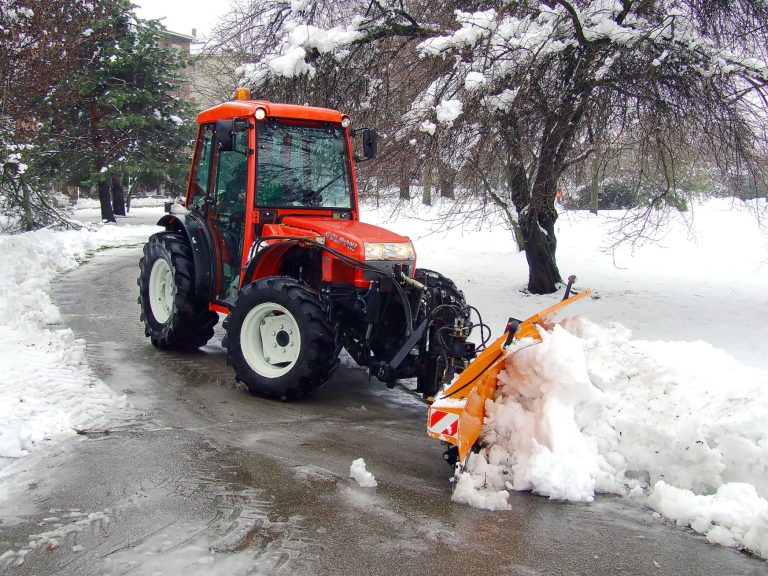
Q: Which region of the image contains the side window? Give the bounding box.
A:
[214,128,249,215]
[190,124,214,208]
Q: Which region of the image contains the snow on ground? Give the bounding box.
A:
[0,196,766,558]
[70,196,170,220]
[365,196,768,558]
[0,218,158,496]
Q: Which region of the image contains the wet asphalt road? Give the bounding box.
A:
[1,241,766,575]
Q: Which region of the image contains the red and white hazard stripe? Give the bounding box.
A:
[428,410,459,438]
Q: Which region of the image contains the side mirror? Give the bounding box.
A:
[232,118,249,155]
[362,129,377,160]
[215,119,234,152]
[215,118,249,155]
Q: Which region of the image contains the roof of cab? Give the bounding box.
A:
[196,100,344,124]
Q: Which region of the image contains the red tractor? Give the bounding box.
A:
[138,90,478,400]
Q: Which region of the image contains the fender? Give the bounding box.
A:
[157,213,215,300]
[242,240,300,285]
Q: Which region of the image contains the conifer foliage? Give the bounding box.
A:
[0,0,191,229]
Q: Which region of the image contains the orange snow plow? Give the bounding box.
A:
[427,277,591,467]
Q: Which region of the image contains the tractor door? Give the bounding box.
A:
[188,120,250,302]
[210,121,250,302]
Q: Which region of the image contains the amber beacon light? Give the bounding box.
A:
[235,87,251,100]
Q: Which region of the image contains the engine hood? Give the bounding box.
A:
[278,216,412,260]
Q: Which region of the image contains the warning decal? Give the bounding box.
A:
[428,410,459,437]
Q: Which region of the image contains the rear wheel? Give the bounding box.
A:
[137,232,218,350]
[223,276,339,400]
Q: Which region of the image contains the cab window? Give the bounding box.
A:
[190,124,214,208]
[256,121,352,209]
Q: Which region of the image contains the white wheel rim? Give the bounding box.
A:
[241,302,302,378]
[149,259,175,323]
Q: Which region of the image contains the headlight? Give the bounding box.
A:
[364,242,415,261]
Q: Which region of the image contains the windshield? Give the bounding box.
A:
[256,121,353,209]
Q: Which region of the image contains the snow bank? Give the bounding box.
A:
[0,224,157,464]
[649,481,768,557]
[452,317,768,557]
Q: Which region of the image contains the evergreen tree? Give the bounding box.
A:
[39,0,192,222]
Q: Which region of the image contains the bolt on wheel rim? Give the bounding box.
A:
[149,259,174,323]
[241,302,302,377]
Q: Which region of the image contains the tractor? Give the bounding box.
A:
[137,89,478,400]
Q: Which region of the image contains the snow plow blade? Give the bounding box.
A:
[427,287,591,467]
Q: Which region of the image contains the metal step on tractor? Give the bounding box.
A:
[137,88,481,401]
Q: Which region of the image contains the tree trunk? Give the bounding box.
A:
[590,156,600,214]
[20,176,34,231]
[98,177,116,222]
[521,210,562,294]
[111,174,126,216]
[438,163,455,199]
[422,166,432,206]
[399,173,410,200]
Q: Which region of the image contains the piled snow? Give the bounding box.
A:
[418,120,437,135]
[0,223,157,465]
[361,196,768,557]
[649,482,768,554]
[240,20,362,84]
[349,458,378,488]
[464,71,486,91]
[419,9,497,56]
[450,318,768,556]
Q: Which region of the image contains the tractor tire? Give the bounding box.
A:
[137,232,218,350]
[223,276,339,400]
[414,268,471,397]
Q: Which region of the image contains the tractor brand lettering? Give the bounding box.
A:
[428,410,459,438]
[325,232,357,252]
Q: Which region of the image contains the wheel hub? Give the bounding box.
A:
[148,259,174,323]
[241,302,302,377]
[275,330,290,347]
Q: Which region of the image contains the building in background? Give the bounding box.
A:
[160,28,240,108]
[160,29,196,101]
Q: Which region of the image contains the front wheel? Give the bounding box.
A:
[223,277,339,400]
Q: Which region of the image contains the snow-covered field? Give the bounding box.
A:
[0,197,766,559]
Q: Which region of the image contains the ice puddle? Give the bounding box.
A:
[452,317,768,558]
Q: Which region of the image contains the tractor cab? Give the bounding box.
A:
[183,92,377,304]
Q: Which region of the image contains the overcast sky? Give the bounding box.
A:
[133,0,232,39]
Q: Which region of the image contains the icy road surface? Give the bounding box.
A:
[0,248,764,576]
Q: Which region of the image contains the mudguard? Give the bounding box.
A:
[427,289,592,466]
[157,212,215,300]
